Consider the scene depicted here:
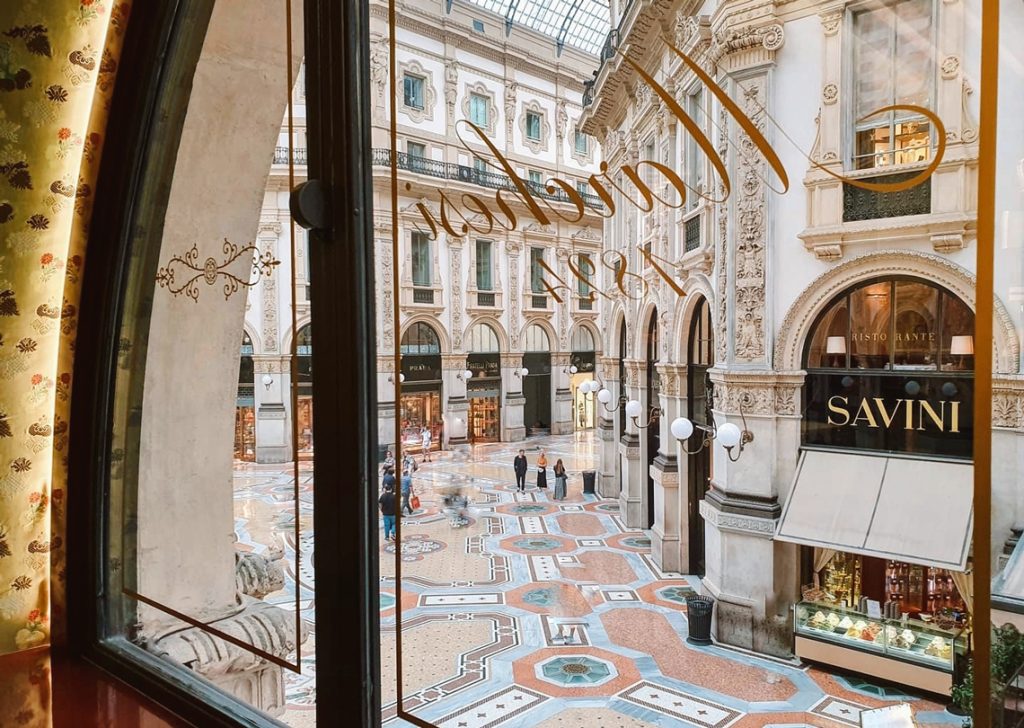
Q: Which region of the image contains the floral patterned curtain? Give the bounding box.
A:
[0,0,130,655]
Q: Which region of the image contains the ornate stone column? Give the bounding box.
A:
[253,355,290,463]
[552,352,573,435]
[443,354,470,445]
[651,363,685,573]
[501,353,526,441]
[618,359,644,528]
[596,355,619,498]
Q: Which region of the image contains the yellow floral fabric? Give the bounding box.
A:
[0,0,128,654]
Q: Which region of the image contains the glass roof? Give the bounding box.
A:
[462,0,611,56]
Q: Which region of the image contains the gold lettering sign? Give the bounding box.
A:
[826,396,961,433]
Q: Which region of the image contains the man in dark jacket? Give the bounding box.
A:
[513,450,528,493]
[379,484,397,542]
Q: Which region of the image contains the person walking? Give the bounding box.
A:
[401,468,415,515]
[402,452,418,474]
[379,483,397,542]
[513,449,528,493]
[421,426,432,462]
[382,466,396,493]
[382,449,395,474]
[536,450,548,490]
[553,458,567,501]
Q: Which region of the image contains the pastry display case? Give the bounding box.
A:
[794,601,967,695]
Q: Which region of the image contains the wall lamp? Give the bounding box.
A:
[387,372,405,384]
[626,399,661,429]
[670,409,753,462]
[514,367,529,378]
[563,364,578,375]
[456,369,473,381]
[261,374,274,391]
[577,380,599,398]
[596,387,625,412]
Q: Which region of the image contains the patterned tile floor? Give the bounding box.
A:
[232,433,963,728]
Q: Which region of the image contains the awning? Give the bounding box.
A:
[776,450,973,571]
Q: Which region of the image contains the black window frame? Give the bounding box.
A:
[68,0,380,726]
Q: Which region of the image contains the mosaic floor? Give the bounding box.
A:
[233,433,963,728]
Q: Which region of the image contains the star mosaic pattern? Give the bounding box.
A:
[233,434,962,728]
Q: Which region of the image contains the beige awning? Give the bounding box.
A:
[776,450,972,571]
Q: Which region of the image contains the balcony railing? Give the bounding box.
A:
[477,292,495,307]
[371,148,603,209]
[273,146,308,165]
[684,214,701,252]
[412,288,434,304]
[842,171,931,222]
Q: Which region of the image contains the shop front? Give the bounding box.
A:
[400,322,444,452]
[467,352,501,442]
[296,325,314,460]
[776,276,974,696]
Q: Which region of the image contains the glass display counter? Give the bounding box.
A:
[794,601,967,695]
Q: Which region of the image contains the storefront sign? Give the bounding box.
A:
[467,353,500,378]
[803,373,972,458]
[401,354,441,382]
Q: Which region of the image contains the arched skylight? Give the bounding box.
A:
[461,0,611,56]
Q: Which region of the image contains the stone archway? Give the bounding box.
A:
[774,250,1020,374]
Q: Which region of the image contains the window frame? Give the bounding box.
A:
[845,0,939,171]
[411,230,432,287]
[69,1,380,726]
[526,110,542,140]
[574,128,588,155]
[469,91,489,126]
[402,72,425,110]
[475,238,493,291]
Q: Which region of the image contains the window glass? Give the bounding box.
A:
[408,141,426,157]
[469,92,488,125]
[807,295,850,369]
[852,0,933,169]
[574,128,588,153]
[403,73,424,109]
[893,279,939,369]
[686,89,704,210]
[526,110,541,139]
[849,281,892,369]
[530,246,545,292]
[475,239,492,290]
[411,231,431,286]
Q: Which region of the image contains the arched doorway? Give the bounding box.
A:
[400,321,444,453]
[645,310,659,530]
[467,322,501,442]
[296,324,314,458]
[570,325,596,430]
[234,332,256,462]
[686,297,713,575]
[523,324,552,436]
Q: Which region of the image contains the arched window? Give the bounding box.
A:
[523,324,550,352]
[401,321,441,355]
[239,331,254,385]
[571,325,595,352]
[804,277,974,372]
[296,324,313,382]
[802,276,973,458]
[468,322,500,353]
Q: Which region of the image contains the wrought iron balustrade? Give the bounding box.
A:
[273,146,308,165]
[684,214,701,252]
[842,171,931,222]
[477,292,495,307]
[371,148,603,209]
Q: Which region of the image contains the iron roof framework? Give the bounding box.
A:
[459,0,611,56]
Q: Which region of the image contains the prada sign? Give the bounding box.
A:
[803,373,972,459]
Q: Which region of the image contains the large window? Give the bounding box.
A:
[411,231,431,286]
[851,0,934,170]
[469,92,489,126]
[475,239,493,290]
[574,128,588,154]
[686,89,704,210]
[529,246,545,293]
[803,277,973,457]
[526,110,542,140]
[403,73,424,109]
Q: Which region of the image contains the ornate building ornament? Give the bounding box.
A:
[518,99,551,154]
[397,59,437,124]
[369,35,388,121]
[700,499,776,538]
[156,239,279,304]
[822,83,838,105]
[445,61,459,125]
[733,79,768,363]
[774,249,1021,373]
[710,23,785,64]
[462,81,499,137]
[504,81,517,139]
[993,376,1024,431]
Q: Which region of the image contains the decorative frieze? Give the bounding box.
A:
[258,223,282,353]
[700,499,776,539]
[993,376,1024,430]
[708,370,805,417]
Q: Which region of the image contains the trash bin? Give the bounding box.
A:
[582,470,596,494]
[686,595,714,645]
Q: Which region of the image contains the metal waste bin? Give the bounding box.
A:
[582,470,596,494]
[686,595,714,645]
